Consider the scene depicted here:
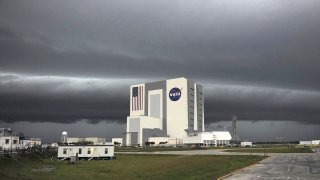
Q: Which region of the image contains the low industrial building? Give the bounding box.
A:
[0,128,41,150]
[183,131,232,147]
[57,131,114,160]
[21,138,42,148]
[147,137,183,147]
[299,140,320,146]
[67,137,106,145]
[241,141,253,147]
[60,131,106,145]
[57,144,114,160]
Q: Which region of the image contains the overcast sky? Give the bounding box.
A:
[0,0,319,142]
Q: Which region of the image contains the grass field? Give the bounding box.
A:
[115,146,209,152]
[0,154,264,180]
[225,147,313,153]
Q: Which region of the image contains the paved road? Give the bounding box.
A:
[225,153,320,180]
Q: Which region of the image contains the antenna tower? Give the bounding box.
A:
[232,115,240,142]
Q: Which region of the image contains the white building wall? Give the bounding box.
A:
[201,86,205,132]
[148,137,182,146]
[241,141,253,147]
[183,135,202,144]
[194,84,198,131]
[67,137,106,144]
[148,137,169,145]
[0,136,20,149]
[211,131,232,141]
[312,140,320,145]
[166,78,189,138]
[126,116,162,146]
[183,131,232,146]
[57,145,114,158]
[300,141,312,145]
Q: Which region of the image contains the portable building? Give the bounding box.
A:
[241,141,253,147]
[57,144,114,160]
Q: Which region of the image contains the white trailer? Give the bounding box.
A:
[241,141,253,147]
[57,144,115,160]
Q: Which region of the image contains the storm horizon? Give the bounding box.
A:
[1,0,319,142]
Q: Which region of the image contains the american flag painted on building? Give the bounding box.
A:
[132,86,144,111]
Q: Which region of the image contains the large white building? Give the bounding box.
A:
[126,77,204,146]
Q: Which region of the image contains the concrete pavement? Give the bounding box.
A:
[225,153,320,180]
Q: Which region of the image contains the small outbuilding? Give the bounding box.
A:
[241,141,253,147]
[57,144,115,160]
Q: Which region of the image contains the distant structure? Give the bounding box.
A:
[57,131,115,161]
[0,128,20,150]
[232,115,240,142]
[61,131,68,143]
[299,140,320,146]
[241,141,253,147]
[0,128,41,150]
[125,77,232,147]
[67,137,106,145]
[126,77,205,146]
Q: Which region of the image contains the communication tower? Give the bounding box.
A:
[232,115,240,142]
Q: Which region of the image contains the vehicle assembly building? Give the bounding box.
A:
[126,77,231,147]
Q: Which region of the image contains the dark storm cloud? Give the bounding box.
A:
[204,84,320,124]
[1,73,319,125]
[0,0,320,125]
[0,74,131,123]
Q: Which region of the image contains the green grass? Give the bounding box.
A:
[0,154,265,180]
[225,147,313,153]
[115,146,208,152]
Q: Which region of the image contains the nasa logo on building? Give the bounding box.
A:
[169,87,181,101]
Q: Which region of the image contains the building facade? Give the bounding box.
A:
[57,144,114,160]
[126,77,204,146]
[183,131,232,147]
[0,128,20,150]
